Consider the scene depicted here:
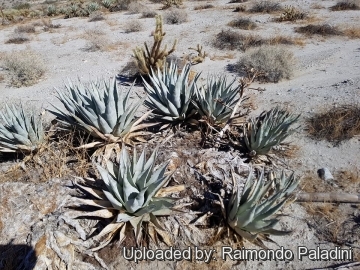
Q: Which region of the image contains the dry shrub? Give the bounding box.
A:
[0,130,91,183]
[88,11,105,21]
[306,105,360,144]
[236,45,295,82]
[125,20,143,33]
[330,0,360,11]
[2,50,46,87]
[228,18,257,30]
[119,60,139,77]
[295,24,343,36]
[210,52,236,61]
[343,26,360,38]
[213,30,302,51]
[13,2,31,10]
[164,9,188,24]
[15,24,35,33]
[276,5,307,22]
[228,0,248,3]
[109,0,133,11]
[84,28,110,51]
[311,3,324,9]
[194,4,214,10]
[42,19,61,31]
[212,30,243,50]
[128,2,146,13]
[234,5,246,12]
[267,35,305,46]
[249,1,282,13]
[5,32,29,44]
[240,34,265,50]
[162,0,183,9]
[141,11,157,18]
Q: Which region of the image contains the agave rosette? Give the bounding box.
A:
[72,145,184,249]
[193,75,239,126]
[217,169,299,246]
[0,104,45,153]
[142,61,200,124]
[49,78,153,149]
[244,107,300,157]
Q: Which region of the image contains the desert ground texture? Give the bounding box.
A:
[0,0,360,269]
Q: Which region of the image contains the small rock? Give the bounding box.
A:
[317,168,334,181]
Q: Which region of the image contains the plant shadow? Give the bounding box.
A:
[0,243,37,270]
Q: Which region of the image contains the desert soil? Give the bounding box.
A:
[0,0,360,269]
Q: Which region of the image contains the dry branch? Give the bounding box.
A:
[296,192,360,203]
[214,69,260,147]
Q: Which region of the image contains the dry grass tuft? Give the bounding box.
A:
[194,4,214,10]
[124,20,143,33]
[249,1,282,13]
[295,24,343,36]
[119,60,139,77]
[343,26,360,38]
[330,0,360,11]
[15,24,35,33]
[276,5,307,22]
[310,3,324,9]
[1,50,46,87]
[141,11,157,18]
[228,18,257,30]
[335,169,360,192]
[213,30,302,51]
[109,0,134,11]
[83,28,110,51]
[302,201,358,246]
[164,9,188,24]
[306,105,360,144]
[212,30,243,50]
[300,169,360,247]
[5,32,30,44]
[228,0,248,3]
[88,11,105,22]
[234,5,247,12]
[128,1,147,14]
[42,19,61,31]
[267,35,305,46]
[236,45,295,82]
[300,172,335,193]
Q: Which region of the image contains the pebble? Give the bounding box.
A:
[317,168,334,181]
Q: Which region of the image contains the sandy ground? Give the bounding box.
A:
[0,0,360,269]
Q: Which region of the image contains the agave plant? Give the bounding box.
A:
[142,61,200,124]
[218,169,299,247]
[72,145,184,250]
[0,104,45,153]
[193,75,239,126]
[101,0,114,9]
[244,107,300,157]
[86,2,100,14]
[49,78,152,153]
